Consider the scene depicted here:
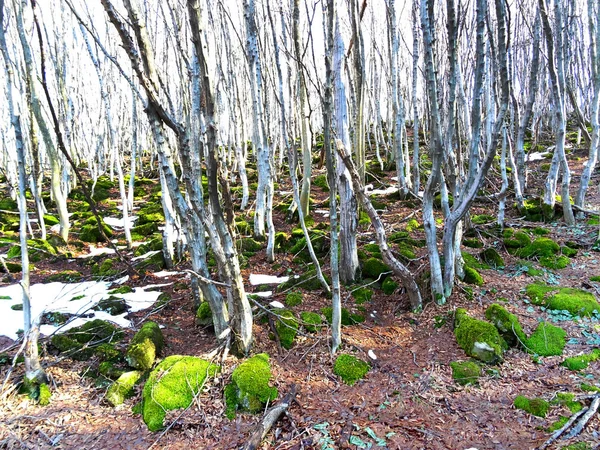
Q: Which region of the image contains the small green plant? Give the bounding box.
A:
[333,354,370,385]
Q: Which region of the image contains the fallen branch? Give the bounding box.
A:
[243,384,297,450]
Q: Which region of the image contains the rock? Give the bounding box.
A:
[525,322,566,356]
[106,371,143,406]
[454,309,506,364]
[126,321,164,370]
[485,304,527,347]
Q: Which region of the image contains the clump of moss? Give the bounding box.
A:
[278,269,329,292]
[239,237,263,253]
[454,309,505,363]
[352,287,373,304]
[531,227,550,236]
[196,302,213,326]
[562,349,600,371]
[589,276,600,282]
[99,361,125,379]
[526,284,600,316]
[321,307,364,325]
[480,248,504,268]
[405,219,421,232]
[142,356,218,431]
[38,383,51,406]
[285,291,303,307]
[94,297,129,316]
[46,270,83,283]
[525,322,566,356]
[126,321,164,370]
[313,173,329,191]
[300,311,322,332]
[513,395,550,418]
[485,304,527,348]
[91,258,120,277]
[561,246,578,257]
[463,266,484,285]
[580,383,600,392]
[333,354,370,386]
[539,255,570,270]
[381,278,398,295]
[450,361,481,386]
[463,238,484,249]
[361,257,390,280]
[108,286,134,295]
[225,353,278,419]
[471,214,495,225]
[106,371,143,406]
[461,252,490,270]
[517,237,560,259]
[561,442,592,450]
[275,310,299,349]
[80,221,113,243]
[51,319,123,360]
[551,392,583,413]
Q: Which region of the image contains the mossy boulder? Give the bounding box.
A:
[196,302,213,327]
[513,395,549,418]
[46,270,83,283]
[333,354,370,386]
[313,173,329,191]
[275,310,299,349]
[142,356,218,431]
[93,297,129,316]
[51,319,123,360]
[462,252,489,270]
[504,231,532,249]
[91,258,120,277]
[485,304,527,347]
[562,349,600,371]
[80,220,113,243]
[126,321,164,370]
[450,361,481,386]
[239,237,263,253]
[525,322,566,356]
[539,255,570,270]
[225,353,278,419]
[106,371,143,406]
[526,284,600,316]
[463,238,484,249]
[463,266,484,285]
[277,269,329,292]
[516,237,560,259]
[362,257,390,280]
[454,309,505,364]
[471,214,495,225]
[98,361,125,379]
[480,248,504,268]
[300,311,322,332]
[289,229,328,261]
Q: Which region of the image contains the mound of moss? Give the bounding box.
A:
[539,255,570,270]
[225,353,278,419]
[454,309,505,364]
[504,231,532,249]
[333,354,370,386]
[94,297,129,316]
[514,395,549,418]
[278,269,329,292]
[106,371,143,406]
[562,349,600,371]
[126,321,164,370]
[381,278,398,295]
[51,319,123,361]
[526,284,600,316]
[300,311,322,332]
[462,252,490,270]
[285,291,303,307]
[321,306,364,325]
[485,304,527,348]
[275,310,299,349]
[80,219,113,243]
[142,355,218,431]
[463,267,484,285]
[196,302,213,327]
[362,257,391,280]
[38,383,51,406]
[517,238,560,259]
[352,287,373,304]
[480,248,504,268]
[450,361,481,386]
[525,322,566,356]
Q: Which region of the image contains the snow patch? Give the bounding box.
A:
[249,274,289,285]
[77,246,116,258]
[104,216,138,229]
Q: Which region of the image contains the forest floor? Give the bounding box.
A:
[1,142,600,450]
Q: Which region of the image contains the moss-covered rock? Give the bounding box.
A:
[91,258,120,277]
[238,237,263,253]
[126,322,164,370]
[463,266,484,285]
[321,306,364,325]
[80,221,113,243]
[275,310,299,349]
[539,255,570,270]
[196,302,213,327]
[562,349,600,371]
[98,361,125,379]
[38,383,51,406]
[106,371,143,406]
[93,297,129,315]
[46,270,83,283]
[525,322,566,356]
[454,309,505,364]
[450,360,481,386]
[300,311,322,332]
[313,173,329,191]
[526,284,600,316]
[285,291,303,307]
[362,257,390,280]
[142,356,218,431]
[333,354,370,385]
[225,353,278,419]
[462,252,489,270]
[471,214,495,225]
[51,319,123,361]
[480,248,504,268]
[504,231,532,249]
[277,269,329,292]
[513,395,549,418]
[381,278,398,295]
[517,237,560,259]
[108,286,134,295]
[352,287,373,304]
[463,238,484,249]
[485,304,527,348]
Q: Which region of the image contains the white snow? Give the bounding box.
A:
[104,216,138,229]
[0,280,164,341]
[249,274,289,285]
[253,291,272,298]
[365,185,398,196]
[153,270,184,278]
[77,245,116,258]
[131,250,161,261]
[368,349,377,360]
[269,301,285,308]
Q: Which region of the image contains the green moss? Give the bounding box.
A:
[547,415,569,432]
[275,310,299,349]
[589,276,600,282]
[405,219,421,232]
[91,258,119,277]
[225,354,278,419]
[80,221,113,243]
[540,255,570,270]
[95,343,122,362]
[196,302,213,326]
[527,284,600,316]
[462,252,489,270]
[352,287,373,304]
[562,349,600,371]
[561,246,578,257]
[531,227,550,236]
[381,278,398,295]
[463,238,484,249]
[471,214,495,225]
[11,304,23,311]
[513,395,549,418]
[94,297,129,315]
[46,270,83,283]
[561,442,592,450]
[98,361,125,379]
[321,306,363,325]
[300,311,322,332]
[552,392,584,413]
[38,383,51,406]
[126,321,164,370]
[518,261,543,276]
[504,231,532,249]
[463,267,484,285]
[108,286,134,295]
[517,237,560,259]
[525,322,566,356]
[525,283,556,303]
[480,248,504,268]
[106,371,143,406]
[285,291,303,307]
[454,309,505,363]
[362,257,390,280]
[485,304,527,347]
[333,354,370,386]
[449,361,481,386]
[142,356,218,431]
[580,383,600,392]
[313,173,329,191]
[239,237,263,253]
